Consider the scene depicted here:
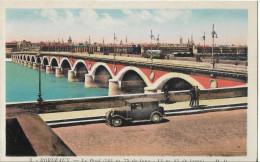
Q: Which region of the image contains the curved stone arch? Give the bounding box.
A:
[114,66,152,87]
[22,54,27,61]
[49,57,59,66]
[31,55,36,63]
[26,55,31,62]
[71,59,88,71]
[89,62,115,79]
[42,56,49,65]
[59,57,73,69]
[151,72,205,90]
[36,57,43,64]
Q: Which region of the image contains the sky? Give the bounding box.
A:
[6,9,248,45]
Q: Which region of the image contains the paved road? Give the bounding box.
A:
[53,109,246,156]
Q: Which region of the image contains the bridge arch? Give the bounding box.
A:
[36,57,42,64]
[90,62,115,78]
[88,63,114,87]
[151,72,205,91]
[113,66,152,94]
[22,55,26,61]
[71,60,87,71]
[71,60,88,81]
[49,57,59,67]
[59,58,72,77]
[27,55,30,62]
[59,58,73,69]
[42,57,49,66]
[114,66,152,87]
[31,56,36,63]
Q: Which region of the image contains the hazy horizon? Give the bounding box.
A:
[6,9,248,46]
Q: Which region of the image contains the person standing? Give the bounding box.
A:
[195,86,200,107]
[189,86,195,107]
[163,84,169,104]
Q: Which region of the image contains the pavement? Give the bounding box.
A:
[39,97,247,127]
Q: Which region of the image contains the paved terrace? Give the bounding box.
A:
[13,51,248,80]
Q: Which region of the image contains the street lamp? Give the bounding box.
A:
[150,30,155,63]
[211,24,218,69]
[114,33,117,59]
[202,32,206,54]
[37,53,43,104]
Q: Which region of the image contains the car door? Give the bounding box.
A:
[131,103,145,120]
[141,102,155,119]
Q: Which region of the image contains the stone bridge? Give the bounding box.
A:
[11,52,247,96]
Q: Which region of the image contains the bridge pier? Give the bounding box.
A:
[56,68,65,78]
[108,79,121,96]
[23,61,28,66]
[85,74,96,88]
[68,70,76,82]
[33,63,37,70]
[40,65,45,71]
[28,62,33,68]
[46,65,55,74]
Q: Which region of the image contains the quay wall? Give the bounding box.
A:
[6,86,247,114]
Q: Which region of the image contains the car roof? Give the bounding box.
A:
[125,98,159,104]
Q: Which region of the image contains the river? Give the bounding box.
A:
[6,61,108,103]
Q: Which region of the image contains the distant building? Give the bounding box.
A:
[68,36,72,44]
[6,42,17,52]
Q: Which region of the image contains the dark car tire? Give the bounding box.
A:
[151,113,162,123]
[112,117,123,127]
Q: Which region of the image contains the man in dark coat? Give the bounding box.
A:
[195,86,200,107]
[163,84,169,104]
[189,86,195,107]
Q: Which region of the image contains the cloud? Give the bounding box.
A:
[122,9,191,23]
[41,9,58,22]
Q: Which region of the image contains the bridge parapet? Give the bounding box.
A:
[6,86,247,114]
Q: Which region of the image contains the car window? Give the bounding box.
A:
[143,102,158,109]
[131,103,143,110]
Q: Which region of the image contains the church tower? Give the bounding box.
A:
[68,36,72,44]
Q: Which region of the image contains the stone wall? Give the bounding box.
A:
[6,86,247,113]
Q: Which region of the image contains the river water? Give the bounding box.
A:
[6,62,108,103]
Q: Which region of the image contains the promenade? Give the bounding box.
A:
[39,97,247,122]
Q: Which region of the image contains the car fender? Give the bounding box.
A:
[111,115,127,121]
[150,111,163,120]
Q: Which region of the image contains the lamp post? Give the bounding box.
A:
[37,53,43,104]
[150,30,155,63]
[211,24,218,69]
[114,33,117,59]
[202,32,205,54]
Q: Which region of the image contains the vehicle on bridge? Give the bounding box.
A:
[105,98,165,127]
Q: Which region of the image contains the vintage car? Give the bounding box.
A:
[105,98,165,127]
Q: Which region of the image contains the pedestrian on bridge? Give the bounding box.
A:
[189,86,195,107]
[163,84,169,104]
[195,86,200,107]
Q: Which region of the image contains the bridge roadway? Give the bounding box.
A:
[13,51,247,79]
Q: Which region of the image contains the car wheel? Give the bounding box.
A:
[112,117,123,127]
[151,113,162,123]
